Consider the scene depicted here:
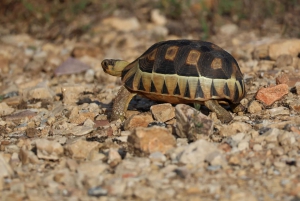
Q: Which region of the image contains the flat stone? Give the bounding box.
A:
[290,100,300,113]
[261,128,280,143]
[175,104,213,142]
[124,113,153,131]
[256,84,289,106]
[54,57,91,76]
[247,100,262,114]
[268,107,289,117]
[177,139,221,166]
[61,84,91,104]
[19,148,40,165]
[128,126,176,156]
[276,72,290,85]
[0,102,14,116]
[65,139,101,160]
[35,139,64,160]
[77,161,108,178]
[269,39,300,60]
[150,103,175,122]
[276,54,293,68]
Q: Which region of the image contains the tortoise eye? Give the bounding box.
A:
[101,59,109,67]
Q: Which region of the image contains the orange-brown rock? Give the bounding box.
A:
[124,113,153,131]
[128,126,176,156]
[255,84,289,106]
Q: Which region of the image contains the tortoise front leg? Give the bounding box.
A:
[111,86,136,121]
[204,100,233,123]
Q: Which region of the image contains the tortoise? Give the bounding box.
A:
[101,40,245,123]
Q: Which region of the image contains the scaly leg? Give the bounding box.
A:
[204,100,233,123]
[230,103,245,113]
[111,86,136,121]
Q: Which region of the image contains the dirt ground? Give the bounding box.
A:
[1,1,300,201]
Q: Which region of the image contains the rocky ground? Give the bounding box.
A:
[1,5,300,201]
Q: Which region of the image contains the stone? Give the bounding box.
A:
[128,126,176,156]
[230,191,258,201]
[290,100,300,113]
[261,128,280,143]
[107,148,122,167]
[276,54,293,68]
[133,186,156,200]
[247,100,262,114]
[77,161,108,178]
[84,69,95,83]
[149,151,167,163]
[102,17,140,32]
[65,139,101,160]
[150,103,175,122]
[151,9,167,25]
[71,46,101,58]
[88,186,108,197]
[220,23,238,35]
[219,122,252,137]
[277,131,296,146]
[61,84,90,104]
[54,57,91,76]
[0,102,14,116]
[256,84,289,106]
[35,139,64,160]
[295,82,300,95]
[276,72,290,85]
[177,139,221,166]
[175,104,214,142]
[26,83,54,101]
[19,148,40,165]
[268,107,289,117]
[269,39,300,60]
[124,113,153,131]
[237,141,249,151]
[205,151,227,167]
[0,153,13,178]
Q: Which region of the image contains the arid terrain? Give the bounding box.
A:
[0,1,300,201]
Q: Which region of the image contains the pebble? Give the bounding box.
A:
[0,153,13,178]
[220,23,238,35]
[269,39,300,60]
[124,113,154,130]
[102,17,140,32]
[127,126,176,156]
[150,103,175,122]
[151,9,167,25]
[65,139,101,160]
[149,151,167,163]
[26,84,54,101]
[88,186,108,197]
[256,84,289,106]
[175,104,213,142]
[261,128,280,143]
[0,102,14,116]
[268,107,289,117]
[107,148,122,167]
[61,84,89,104]
[176,139,221,166]
[247,100,262,114]
[219,122,252,137]
[54,57,91,76]
[35,139,64,160]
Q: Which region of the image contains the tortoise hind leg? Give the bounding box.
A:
[204,100,233,123]
[111,86,136,121]
[230,103,245,113]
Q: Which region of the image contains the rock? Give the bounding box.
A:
[175,104,213,142]
[220,23,238,35]
[133,186,156,200]
[128,126,176,156]
[0,102,14,116]
[1,34,40,47]
[26,83,55,101]
[177,139,221,166]
[149,151,167,163]
[5,110,36,121]
[65,139,101,160]
[276,54,293,68]
[102,17,140,32]
[268,107,289,117]
[269,39,300,60]
[151,9,167,25]
[219,122,252,137]
[276,73,290,85]
[19,148,40,165]
[77,161,108,178]
[247,100,262,114]
[150,103,175,122]
[84,69,95,83]
[261,128,280,143]
[230,191,258,201]
[35,139,64,160]
[277,131,296,146]
[290,100,300,113]
[88,186,108,197]
[71,46,101,58]
[255,84,289,106]
[0,153,13,178]
[205,151,227,167]
[107,148,122,167]
[124,113,153,131]
[237,141,249,151]
[54,57,91,76]
[61,84,90,104]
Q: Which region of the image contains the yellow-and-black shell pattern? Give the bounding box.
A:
[121,40,245,104]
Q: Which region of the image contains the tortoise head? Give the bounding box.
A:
[101,59,129,77]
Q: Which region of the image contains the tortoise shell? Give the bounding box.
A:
[121,40,245,104]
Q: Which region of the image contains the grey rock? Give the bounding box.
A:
[175,104,213,142]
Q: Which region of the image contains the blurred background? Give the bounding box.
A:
[0,0,299,41]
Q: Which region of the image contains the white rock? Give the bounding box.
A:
[102,17,140,32]
[220,24,238,35]
[268,107,289,117]
[178,139,221,165]
[238,141,249,151]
